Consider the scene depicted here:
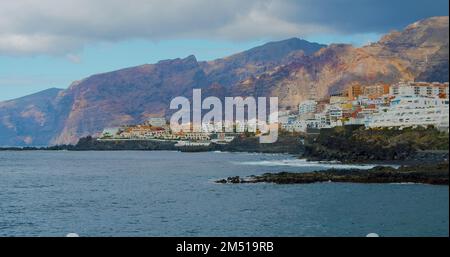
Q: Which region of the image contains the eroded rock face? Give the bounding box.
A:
[0,17,448,146]
[0,88,67,146]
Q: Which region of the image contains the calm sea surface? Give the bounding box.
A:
[0,151,448,237]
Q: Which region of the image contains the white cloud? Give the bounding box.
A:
[66,53,82,63]
[0,0,447,56]
[0,0,329,55]
[0,33,83,55]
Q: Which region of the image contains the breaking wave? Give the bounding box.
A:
[235,159,399,170]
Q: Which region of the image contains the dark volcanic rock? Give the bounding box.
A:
[302,126,449,163]
[216,162,449,186]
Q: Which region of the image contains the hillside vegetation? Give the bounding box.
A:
[303,126,449,162]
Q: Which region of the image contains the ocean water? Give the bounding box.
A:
[0,151,448,237]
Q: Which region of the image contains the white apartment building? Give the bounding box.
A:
[282,108,344,132]
[355,96,388,107]
[101,127,120,138]
[326,105,343,121]
[282,118,326,133]
[282,120,308,132]
[368,96,449,131]
[298,100,317,115]
[390,82,449,98]
[147,117,167,128]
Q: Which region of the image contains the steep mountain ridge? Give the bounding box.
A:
[200,38,326,86]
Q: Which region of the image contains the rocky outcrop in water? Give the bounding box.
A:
[216,162,449,186]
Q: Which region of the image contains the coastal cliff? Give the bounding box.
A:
[0,17,448,147]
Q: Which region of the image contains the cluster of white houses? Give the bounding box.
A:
[281,81,449,133]
[101,81,449,144]
[100,117,236,146]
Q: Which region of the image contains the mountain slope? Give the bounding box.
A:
[53,55,209,144]
[0,88,66,146]
[201,38,326,86]
[230,16,449,109]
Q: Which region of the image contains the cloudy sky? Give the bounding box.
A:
[0,0,448,101]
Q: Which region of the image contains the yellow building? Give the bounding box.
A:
[330,95,349,105]
[362,84,390,99]
[345,84,362,100]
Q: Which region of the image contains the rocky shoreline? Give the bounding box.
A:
[216,162,449,186]
[301,126,449,164]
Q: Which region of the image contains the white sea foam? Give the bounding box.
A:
[389,182,422,185]
[235,159,399,170]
